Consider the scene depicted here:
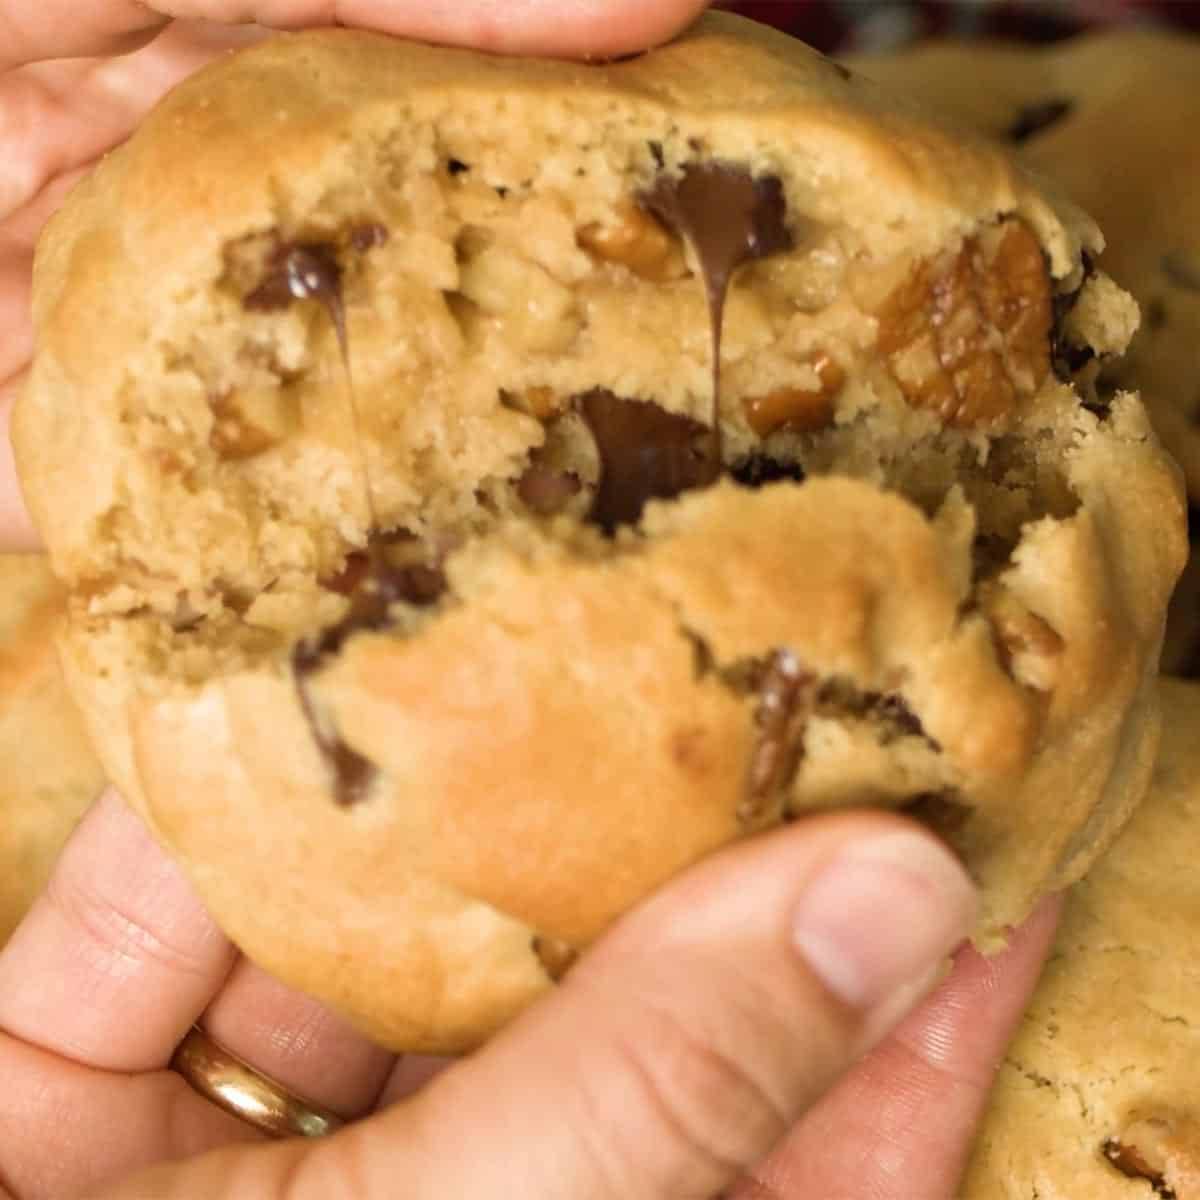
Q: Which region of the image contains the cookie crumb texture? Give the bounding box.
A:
[964,681,1200,1200]
[16,15,1185,1051]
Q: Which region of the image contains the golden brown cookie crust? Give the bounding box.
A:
[964,679,1200,1199]
[17,15,1187,1050]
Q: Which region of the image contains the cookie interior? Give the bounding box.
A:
[57,77,1141,816]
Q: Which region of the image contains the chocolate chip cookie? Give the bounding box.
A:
[964,678,1200,1199]
[15,14,1186,1050]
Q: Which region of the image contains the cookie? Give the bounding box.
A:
[14,14,1185,1051]
[963,677,1200,1199]
[846,33,1200,678]
[0,556,105,942]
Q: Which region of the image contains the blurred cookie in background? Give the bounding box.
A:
[0,555,105,943]
[963,677,1200,1199]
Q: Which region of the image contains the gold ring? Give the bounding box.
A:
[171,1026,345,1139]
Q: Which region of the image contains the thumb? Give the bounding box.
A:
[111,812,977,1199]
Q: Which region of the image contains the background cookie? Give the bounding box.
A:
[963,678,1200,1199]
[0,556,105,943]
[845,31,1200,675]
[15,15,1185,1050]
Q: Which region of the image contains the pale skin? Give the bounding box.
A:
[0,4,1062,1197]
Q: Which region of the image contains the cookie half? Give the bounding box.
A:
[15,14,1186,1050]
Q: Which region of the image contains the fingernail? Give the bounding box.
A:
[792,831,978,1013]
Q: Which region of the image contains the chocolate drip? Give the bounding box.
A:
[640,163,793,478]
[294,544,447,805]
[578,391,715,532]
[245,242,348,363]
[741,649,814,824]
[1006,98,1073,143]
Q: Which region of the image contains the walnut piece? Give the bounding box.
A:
[742,353,845,437]
[577,203,683,282]
[979,581,1064,692]
[871,219,1052,427]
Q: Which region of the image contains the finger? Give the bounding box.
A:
[0,788,237,1072]
[0,22,264,223]
[0,0,710,71]
[108,812,977,1199]
[0,1033,258,1200]
[202,959,396,1119]
[739,894,1064,1199]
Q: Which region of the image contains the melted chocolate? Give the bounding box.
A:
[640,163,793,477]
[579,391,715,532]
[245,242,347,359]
[729,455,807,490]
[1006,98,1073,143]
[741,649,814,824]
[294,544,447,805]
[1102,1139,1172,1196]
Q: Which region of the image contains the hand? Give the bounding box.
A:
[0,788,1058,1199]
[0,5,1061,1197]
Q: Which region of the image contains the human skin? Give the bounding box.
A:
[0,6,1060,1197]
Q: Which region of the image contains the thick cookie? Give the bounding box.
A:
[15,14,1185,1051]
[0,556,105,942]
[846,33,1200,675]
[963,678,1200,1199]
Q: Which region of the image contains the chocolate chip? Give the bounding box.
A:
[447,158,470,176]
[741,649,813,824]
[1007,97,1074,143]
[1102,1139,1174,1197]
[729,455,806,489]
[832,61,852,81]
[577,390,717,532]
[244,241,348,363]
[297,542,448,805]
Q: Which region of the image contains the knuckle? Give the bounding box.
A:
[45,868,211,981]
[592,997,794,1195]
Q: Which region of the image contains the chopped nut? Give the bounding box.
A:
[871,218,1052,427]
[577,203,683,282]
[980,581,1064,691]
[742,353,845,437]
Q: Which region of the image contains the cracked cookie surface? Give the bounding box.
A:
[14,14,1186,1051]
[964,679,1200,1200]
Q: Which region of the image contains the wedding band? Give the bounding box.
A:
[171,1026,345,1139]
